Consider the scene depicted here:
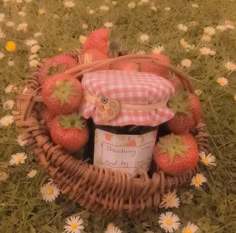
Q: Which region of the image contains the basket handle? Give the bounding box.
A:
[65,54,194,93]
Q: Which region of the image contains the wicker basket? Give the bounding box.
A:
[14,53,209,215]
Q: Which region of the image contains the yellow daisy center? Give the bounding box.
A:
[46,187,54,195]
[183,227,193,233]
[15,156,23,163]
[70,223,78,230]
[202,157,209,164]
[166,218,173,225]
[194,176,201,185]
[5,41,16,52]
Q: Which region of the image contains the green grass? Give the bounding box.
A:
[0,0,236,232]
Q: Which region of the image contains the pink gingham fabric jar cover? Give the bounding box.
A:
[81,70,175,126]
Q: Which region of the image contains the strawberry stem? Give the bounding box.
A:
[159,134,189,163]
[59,113,86,129]
[168,91,191,115]
[51,80,75,105]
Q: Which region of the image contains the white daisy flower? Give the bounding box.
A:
[16,23,28,32]
[112,1,117,6]
[64,215,84,233]
[139,34,149,42]
[182,222,198,233]
[194,89,202,96]
[191,173,207,188]
[100,5,109,11]
[34,32,42,37]
[6,21,15,27]
[8,60,15,66]
[191,3,199,8]
[178,24,188,32]
[128,1,136,8]
[216,77,228,86]
[199,47,216,56]
[150,5,157,11]
[27,169,37,178]
[0,13,5,22]
[152,45,164,54]
[9,152,28,165]
[216,25,227,31]
[25,0,32,2]
[25,39,38,47]
[17,134,28,147]
[88,9,95,14]
[104,22,113,28]
[40,182,60,202]
[79,35,87,44]
[31,44,41,53]
[29,54,39,60]
[16,0,23,3]
[158,212,180,233]
[18,11,26,17]
[39,8,46,14]
[82,23,88,29]
[0,52,5,60]
[225,24,235,30]
[179,39,195,51]
[105,223,122,233]
[204,27,216,36]
[5,84,17,93]
[64,1,75,8]
[164,7,171,11]
[181,59,192,67]
[225,61,236,71]
[0,115,14,127]
[141,0,149,3]
[3,100,15,110]
[29,59,40,68]
[160,191,180,209]
[200,152,216,166]
[201,35,212,42]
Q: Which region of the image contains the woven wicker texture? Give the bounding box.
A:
[14,53,209,215]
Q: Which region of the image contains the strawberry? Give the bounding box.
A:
[79,48,109,64]
[167,91,203,134]
[83,28,109,55]
[126,139,136,147]
[50,113,89,153]
[38,54,77,84]
[40,107,55,129]
[140,54,170,77]
[153,134,199,175]
[41,73,83,115]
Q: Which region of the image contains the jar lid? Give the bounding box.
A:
[81,70,175,126]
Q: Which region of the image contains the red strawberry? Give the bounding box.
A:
[153,134,199,175]
[167,91,203,134]
[41,73,83,115]
[38,54,77,84]
[83,28,109,55]
[140,54,170,77]
[79,48,109,64]
[50,113,89,153]
[40,107,55,128]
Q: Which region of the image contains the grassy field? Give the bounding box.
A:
[0,0,236,232]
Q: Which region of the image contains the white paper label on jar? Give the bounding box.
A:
[94,129,157,176]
